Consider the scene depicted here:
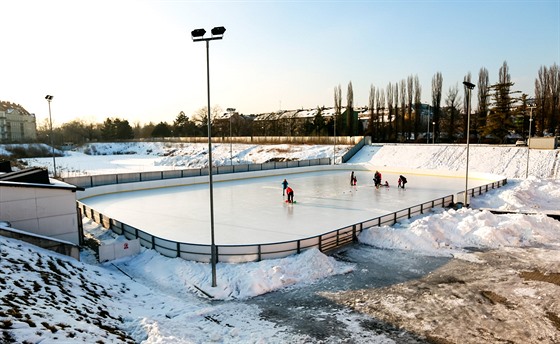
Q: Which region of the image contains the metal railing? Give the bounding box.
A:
[64,158,332,189]
[78,177,507,263]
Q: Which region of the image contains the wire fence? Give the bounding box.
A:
[78,177,507,263]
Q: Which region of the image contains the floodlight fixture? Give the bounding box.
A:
[45,95,53,101]
[463,81,475,90]
[191,28,206,38]
[211,26,226,36]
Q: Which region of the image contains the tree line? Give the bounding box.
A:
[37,61,559,146]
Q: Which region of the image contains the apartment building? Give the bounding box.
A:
[0,101,37,142]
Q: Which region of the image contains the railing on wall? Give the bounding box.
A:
[64,158,332,189]
[78,177,506,263]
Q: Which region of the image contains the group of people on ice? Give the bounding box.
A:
[281,172,407,203]
[282,178,294,203]
[372,171,406,189]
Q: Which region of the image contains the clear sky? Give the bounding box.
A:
[2,0,559,126]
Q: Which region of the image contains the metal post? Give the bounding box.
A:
[45,95,57,178]
[463,81,475,206]
[204,40,218,288]
[432,121,435,144]
[192,26,225,288]
[426,104,430,144]
[526,105,534,178]
[333,114,337,165]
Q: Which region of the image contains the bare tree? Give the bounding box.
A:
[477,67,490,140]
[431,72,443,141]
[346,81,354,136]
[444,83,461,141]
[378,88,386,141]
[399,79,407,141]
[368,84,375,138]
[386,83,394,141]
[394,83,400,139]
[413,75,422,141]
[407,75,414,140]
[334,84,342,136]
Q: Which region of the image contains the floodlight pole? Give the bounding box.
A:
[526,103,535,178]
[45,95,57,178]
[426,104,430,144]
[463,81,475,206]
[333,114,336,165]
[227,107,236,166]
[192,26,225,288]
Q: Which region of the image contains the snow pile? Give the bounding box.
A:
[359,207,560,257]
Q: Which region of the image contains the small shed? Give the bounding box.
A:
[0,167,84,245]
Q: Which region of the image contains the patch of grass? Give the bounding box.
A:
[41,321,58,333]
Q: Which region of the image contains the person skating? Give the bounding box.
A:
[281,179,289,196]
[350,171,355,186]
[374,171,382,189]
[286,186,294,203]
[398,175,407,189]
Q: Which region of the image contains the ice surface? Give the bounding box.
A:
[82,169,496,245]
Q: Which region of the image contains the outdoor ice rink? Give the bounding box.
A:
[81,169,496,245]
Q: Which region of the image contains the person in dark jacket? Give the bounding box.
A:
[398,175,407,189]
[282,179,289,196]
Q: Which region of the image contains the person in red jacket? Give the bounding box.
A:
[286,186,294,203]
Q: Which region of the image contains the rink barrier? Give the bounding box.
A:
[63,158,332,189]
[77,177,507,263]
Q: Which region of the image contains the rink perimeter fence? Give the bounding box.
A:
[77,178,507,263]
[62,137,367,189]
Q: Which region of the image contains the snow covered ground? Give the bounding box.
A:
[1,142,560,343]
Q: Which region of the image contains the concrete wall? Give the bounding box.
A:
[0,186,80,244]
[0,225,80,260]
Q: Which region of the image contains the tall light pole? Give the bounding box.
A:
[426,104,431,144]
[432,121,435,144]
[227,107,236,166]
[45,95,57,178]
[526,101,536,178]
[333,114,337,165]
[191,26,226,288]
[463,81,475,206]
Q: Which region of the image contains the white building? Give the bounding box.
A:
[0,167,83,244]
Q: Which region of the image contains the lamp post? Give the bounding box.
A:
[333,114,337,165]
[191,26,226,288]
[226,107,235,166]
[432,121,435,144]
[463,81,475,206]
[526,101,535,178]
[45,95,57,178]
[426,104,431,144]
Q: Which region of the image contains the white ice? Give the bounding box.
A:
[81,169,495,244]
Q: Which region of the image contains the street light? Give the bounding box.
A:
[432,121,435,144]
[526,100,536,178]
[191,26,226,288]
[227,107,236,166]
[426,104,431,144]
[45,95,57,178]
[463,81,475,206]
[333,113,337,165]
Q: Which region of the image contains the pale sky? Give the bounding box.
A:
[2,0,559,126]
